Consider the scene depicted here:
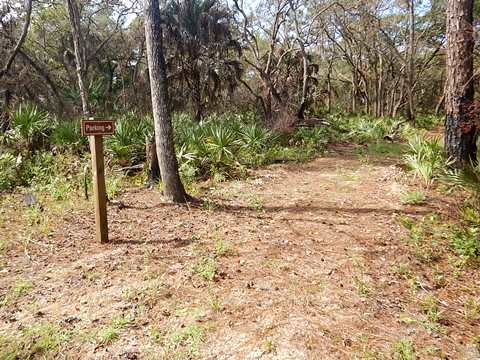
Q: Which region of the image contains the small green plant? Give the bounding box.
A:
[367,142,406,156]
[264,337,276,354]
[400,190,426,205]
[450,225,479,260]
[390,263,412,278]
[442,161,480,198]
[420,293,443,324]
[150,325,164,343]
[393,338,416,360]
[463,297,480,321]
[404,134,446,186]
[0,322,71,359]
[1,278,34,307]
[208,294,222,312]
[472,335,480,354]
[168,324,205,358]
[24,205,45,226]
[214,233,234,257]
[398,214,445,264]
[98,315,129,345]
[106,173,125,199]
[194,257,217,281]
[201,199,218,211]
[353,276,371,298]
[460,203,480,225]
[248,195,264,212]
[415,115,442,130]
[292,127,328,149]
[23,323,72,356]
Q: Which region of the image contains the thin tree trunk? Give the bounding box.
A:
[296,44,308,120]
[66,0,89,116]
[445,0,477,167]
[326,65,332,113]
[351,71,358,113]
[406,0,416,123]
[435,91,445,116]
[144,0,187,203]
[0,0,33,79]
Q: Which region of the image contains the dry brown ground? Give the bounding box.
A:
[1,145,479,359]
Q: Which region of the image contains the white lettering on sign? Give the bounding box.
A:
[81,120,115,136]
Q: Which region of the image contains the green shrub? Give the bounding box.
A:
[4,104,51,151]
[460,204,480,225]
[175,117,243,177]
[19,152,56,186]
[204,122,240,167]
[442,161,480,197]
[105,113,153,164]
[18,152,86,198]
[450,226,480,260]
[51,120,87,150]
[292,127,329,149]
[404,134,446,186]
[416,115,442,130]
[0,152,18,191]
[240,123,277,153]
[347,117,386,143]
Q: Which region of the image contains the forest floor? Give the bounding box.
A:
[1,142,480,359]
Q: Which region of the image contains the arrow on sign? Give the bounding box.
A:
[80,119,116,136]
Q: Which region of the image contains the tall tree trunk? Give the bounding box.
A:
[326,66,332,113]
[406,0,416,123]
[445,0,477,168]
[144,0,187,203]
[66,0,89,116]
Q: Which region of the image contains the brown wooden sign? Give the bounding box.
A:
[80,117,114,243]
[81,119,115,136]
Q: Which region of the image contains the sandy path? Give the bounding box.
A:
[1,149,479,359]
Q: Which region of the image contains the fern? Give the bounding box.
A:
[442,161,480,196]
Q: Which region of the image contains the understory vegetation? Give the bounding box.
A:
[3,105,479,268]
[0,105,366,195]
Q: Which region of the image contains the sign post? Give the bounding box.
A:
[81,118,115,243]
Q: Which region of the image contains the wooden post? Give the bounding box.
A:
[90,134,108,243]
[81,118,115,243]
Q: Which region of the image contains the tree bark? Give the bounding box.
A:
[146,135,161,185]
[445,0,477,168]
[405,0,416,123]
[66,0,89,116]
[144,0,187,203]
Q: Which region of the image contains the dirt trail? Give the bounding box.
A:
[1,147,479,359]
